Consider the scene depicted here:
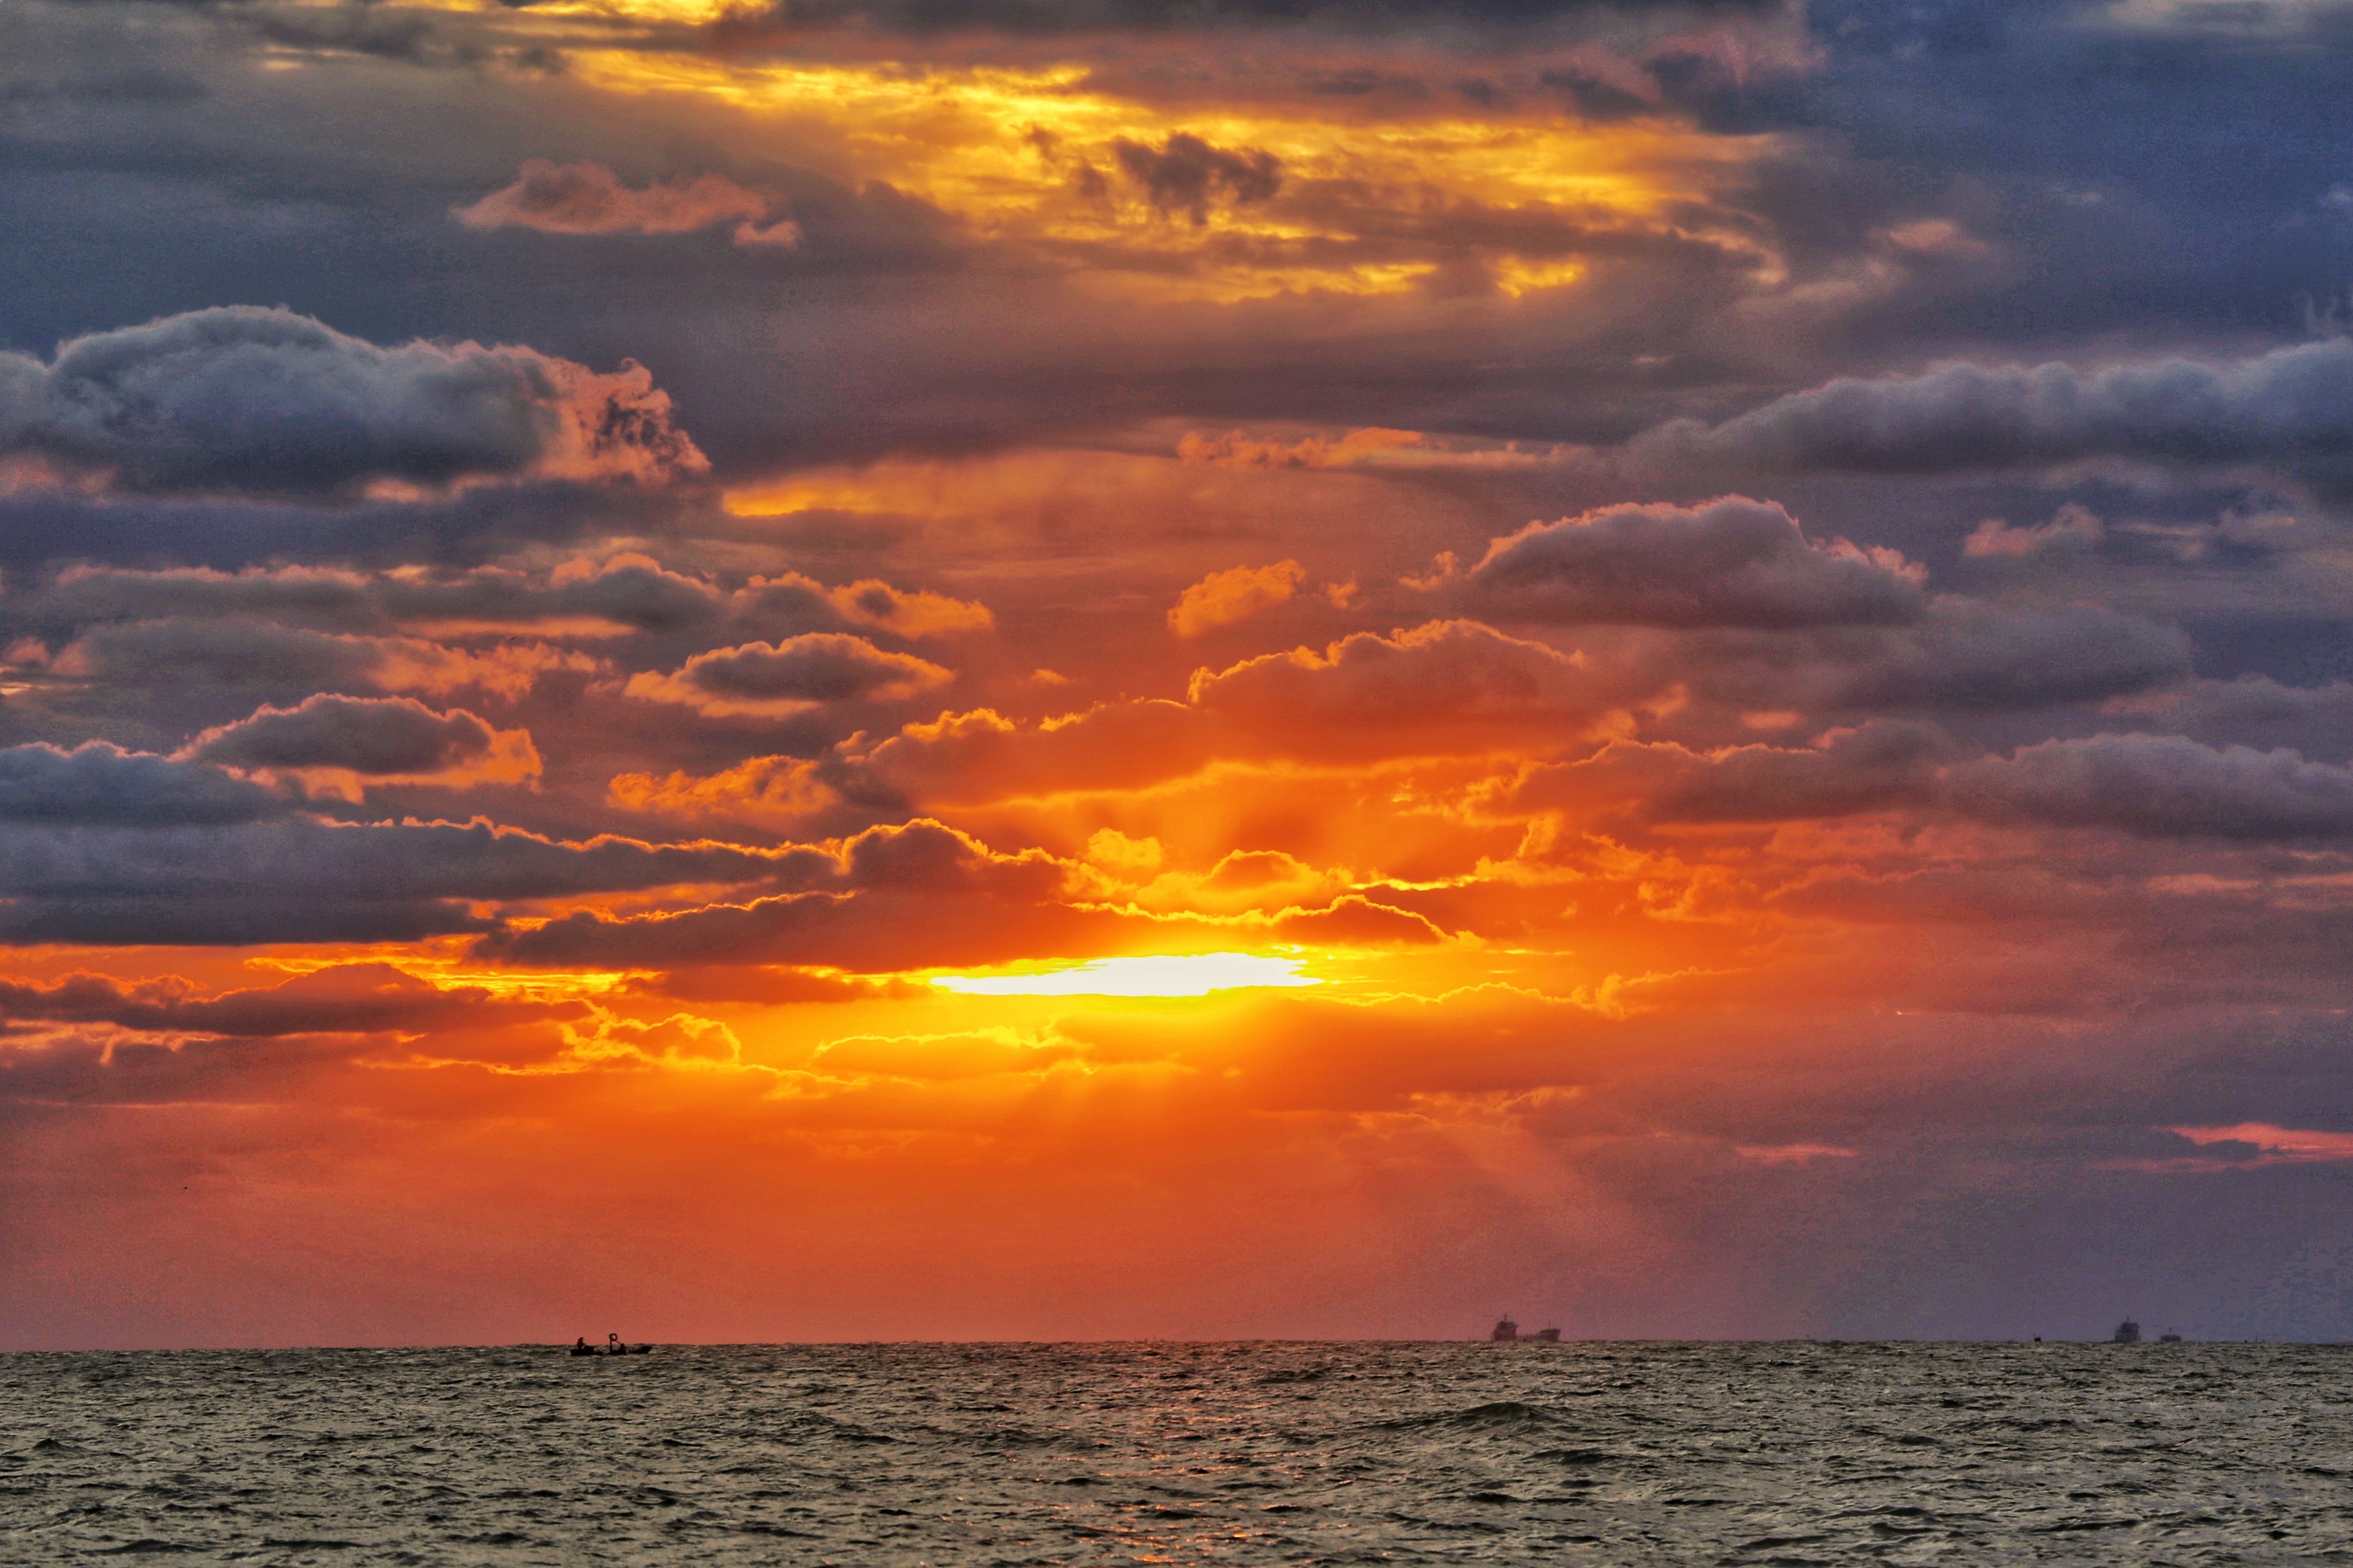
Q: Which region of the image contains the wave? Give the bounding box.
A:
[1375,1400,1566,1433]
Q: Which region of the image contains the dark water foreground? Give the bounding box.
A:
[4,1341,2350,1565]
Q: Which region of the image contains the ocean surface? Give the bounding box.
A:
[4,1340,2350,1564]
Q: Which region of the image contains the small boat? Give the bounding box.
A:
[569,1333,655,1357]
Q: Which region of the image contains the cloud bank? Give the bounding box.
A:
[0,308,707,496]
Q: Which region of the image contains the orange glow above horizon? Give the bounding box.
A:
[11,0,2350,1354]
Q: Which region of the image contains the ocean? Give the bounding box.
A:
[3,1340,2348,1564]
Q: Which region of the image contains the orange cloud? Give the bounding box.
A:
[455,160,801,247]
[1167,560,1305,636]
[608,754,839,827]
[2167,1124,2353,1163]
[1963,505,2104,558]
[1178,427,1429,469]
[1736,1142,1859,1164]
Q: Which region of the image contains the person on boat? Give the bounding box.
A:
[575,1336,590,1352]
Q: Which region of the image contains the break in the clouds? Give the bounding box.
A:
[5,0,2353,1349]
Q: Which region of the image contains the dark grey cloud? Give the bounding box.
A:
[688,639,943,703]
[1463,496,1926,629]
[1519,719,1951,822]
[0,68,205,106]
[184,694,505,777]
[1522,715,2353,842]
[472,820,1083,970]
[47,620,443,695]
[242,2,446,65]
[1534,58,1660,120]
[627,634,955,714]
[1664,599,2196,717]
[13,557,725,641]
[0,484,696,578]
[430,556,722,633]
[1696,0,2353,363]
[26,568,377,634]
[4,0,2350,485]
[0,741,277,825]
[1843,601,2195,711]
[0,719,807,948]
[2120,676,2353,764]
[0,815,792,945]
[0,962,582,1038]
[1111,133,1282,224]
[1630,339,2353,494]
[0,306,705,497]
[1949,733,2353,841]
[478,908,794,974]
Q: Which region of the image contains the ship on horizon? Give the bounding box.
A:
[1490,1317,1562,1343]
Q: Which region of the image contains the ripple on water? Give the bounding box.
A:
[3,1342,2351,1564]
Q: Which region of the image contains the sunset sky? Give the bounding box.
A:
[5,0,2353,1349]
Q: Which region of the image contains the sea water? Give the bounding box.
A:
[3,1340,2349,1564]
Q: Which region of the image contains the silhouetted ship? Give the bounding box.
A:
[2112,1319,2141,1344]
[1489,1317,1562,1342]
[571,1332,653,1357]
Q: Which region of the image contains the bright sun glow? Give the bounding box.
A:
[931,952,1321,997]
[552,49,1768,301]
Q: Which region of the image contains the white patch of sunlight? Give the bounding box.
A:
[931,952,1321,998]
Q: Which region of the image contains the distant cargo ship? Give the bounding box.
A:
[2113,1319,2141,1344]
[1490,1317,1562,1342]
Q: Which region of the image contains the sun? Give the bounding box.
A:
[929,952,1321,998]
